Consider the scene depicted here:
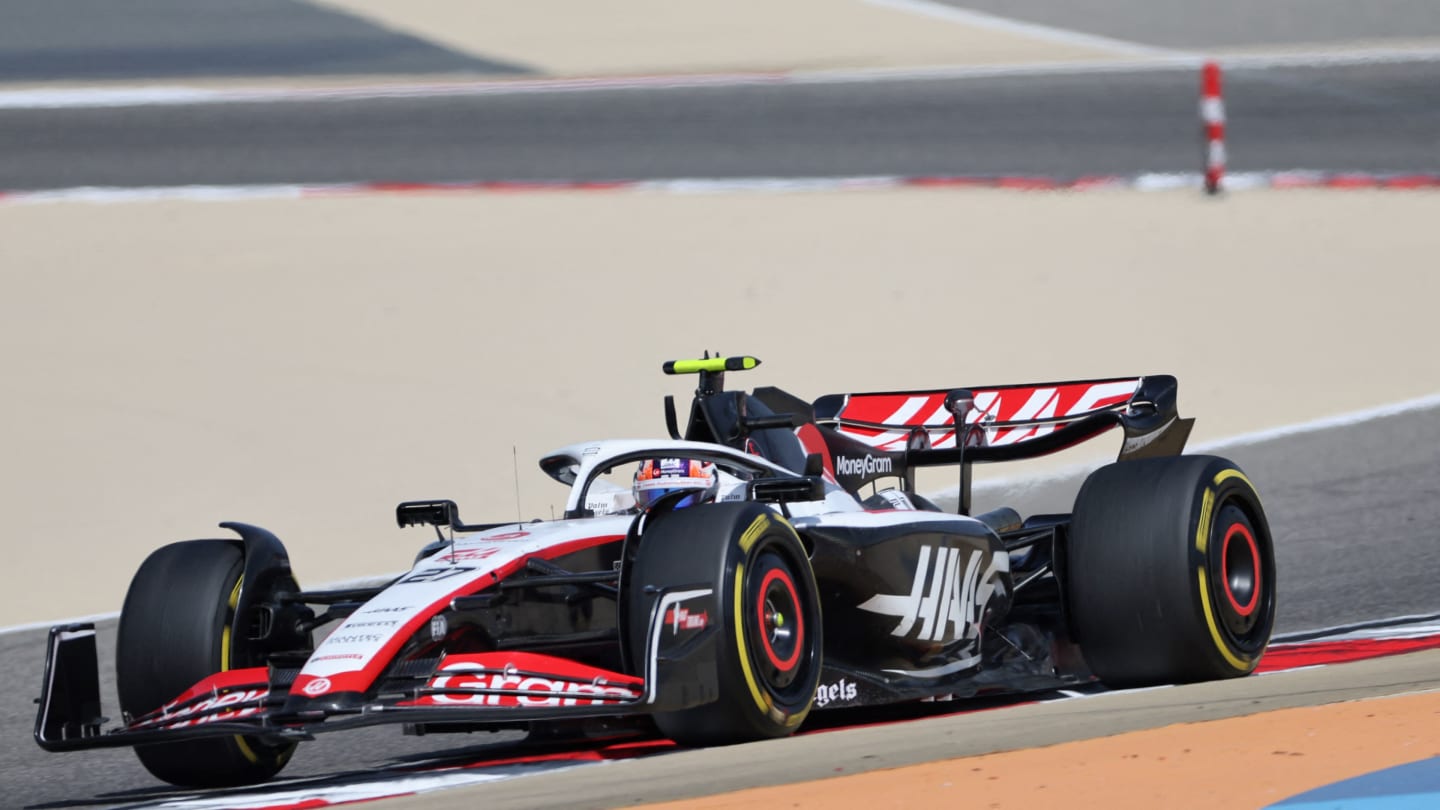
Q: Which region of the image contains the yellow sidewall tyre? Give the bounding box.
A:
[627,502,822,745]
[1068,455,1277,687]
[117,540,303,787]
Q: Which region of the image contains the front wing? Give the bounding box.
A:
[35,584,721,752]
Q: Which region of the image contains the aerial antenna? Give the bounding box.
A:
[441,505,455,562]
[513,445,523,527]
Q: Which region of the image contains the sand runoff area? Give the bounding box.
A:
[309,0,1139,77]
[637,689,1440,810]
[2,187,1438,627]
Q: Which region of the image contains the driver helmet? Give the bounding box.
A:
[633,458,719,510]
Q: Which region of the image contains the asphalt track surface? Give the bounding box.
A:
[0,0,527,81]
[3,60,1440,190]
[4,405,1437,809]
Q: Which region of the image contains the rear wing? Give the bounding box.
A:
[814,375,1192,460]
[812,375,1194,511]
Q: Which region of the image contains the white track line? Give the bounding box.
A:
[0,74,791,111]
[0,611,121,636]
[5,46,1440,111]
[862,0,1186,58]
[1274,616,1440,644]
[4,184,310,203]
[5,171,1439,207]
[1190,391,1440,453]
[795,46,1440,86]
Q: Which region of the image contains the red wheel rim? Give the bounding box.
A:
[756,567,803,672]
[1221,522,1261,617]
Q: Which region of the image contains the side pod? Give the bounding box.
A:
[34,623,105,751]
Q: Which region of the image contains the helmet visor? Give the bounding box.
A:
[634,458,717,510]
[634,476,713,509]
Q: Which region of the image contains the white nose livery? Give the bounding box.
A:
[291,516,631,697]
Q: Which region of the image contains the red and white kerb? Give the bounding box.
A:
[1200,61,1226,195]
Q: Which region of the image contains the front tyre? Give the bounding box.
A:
[116,540,300,787]
[628,502,822,745]
[1068,455,1277,687]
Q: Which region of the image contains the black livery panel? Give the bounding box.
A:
[800,516,1013,704]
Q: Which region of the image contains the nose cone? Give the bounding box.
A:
[280,689,368,718]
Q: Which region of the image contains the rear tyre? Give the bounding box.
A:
[1068,455,1276,687]
[117,540,300,787]
[627,502,822,745]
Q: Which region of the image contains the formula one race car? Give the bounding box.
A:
[36,355,1277,787]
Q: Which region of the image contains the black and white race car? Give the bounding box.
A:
[35,355,1277,787]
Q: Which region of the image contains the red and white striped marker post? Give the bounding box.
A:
[1200,61,1226,195]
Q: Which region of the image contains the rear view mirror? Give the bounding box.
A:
[396,500,459,529]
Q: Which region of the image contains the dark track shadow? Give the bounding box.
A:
[0,0,532,82]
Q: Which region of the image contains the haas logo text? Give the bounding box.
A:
[857,545,1007,643]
